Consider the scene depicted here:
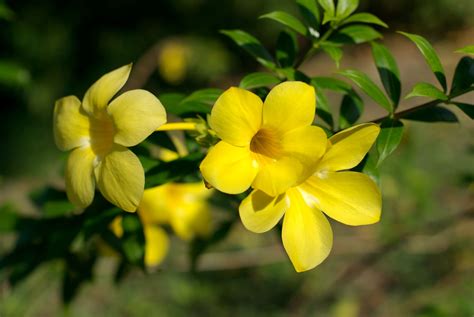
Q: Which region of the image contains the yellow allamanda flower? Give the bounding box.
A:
[239,123,382,272]
[200,81,327,196]
[53,64,166,212]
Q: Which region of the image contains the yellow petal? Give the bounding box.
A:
[281,125,327,182]
[138,185,170,225]
[317,123,380,172]
[82,64,132,115]
[252,156,303,196]
[200,141,258,194]
[300,171,381,226]
[144,225,169,267]
[239,190,287,233]
[65,146,96,208]
[209,87,263,146]
[108,89,167,147]
[262,81,315,133]
[282,188,333,272]
[53,96,90,151]
[95,147,144,212]
[170,201,212,241]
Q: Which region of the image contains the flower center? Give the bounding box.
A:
[89,113,115,158]
[250,128,283,164]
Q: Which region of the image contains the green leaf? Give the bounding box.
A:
[239,72,280,90]
[339,90,364,129]
[310,79,334,128]
[329,25,382,44]
[376,119,404,165]
[455,45,474,56]
[452,102,474,119]
[318,0,335,17]
[340,12,388,28]
[312,76,352,93]
[163,89,222,116]
[405,82,448,100]
[0,3,14,21]
[336,0,359,20]
[297,0,321,29]
[339,69,393,112]
[182,88,223,105]
[403,106,458,122]
[220,30,275,69]
[120,213,145,266]
[371,42,401,106]
[0,204,19,232]
[275,30,298,67]
[0,61,30,87]
[260,11,307,36]
[321,43,343,67]
[399,32,447,92]
[450,56,474,95]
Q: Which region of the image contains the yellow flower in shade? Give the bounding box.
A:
[53,64,167,212]
[200,81,327,196]
[239,123,382,272]
[158,40,188,84]
[137,182,213,267]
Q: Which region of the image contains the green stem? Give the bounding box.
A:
[294,27,336,69]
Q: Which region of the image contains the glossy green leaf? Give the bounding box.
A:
[318,0,335,17]
[340,12,388,28]
[450,56,474,95]
[165,88,223,116]
[321,43,343,67]
[329,25,382,44]
[452,102,474,119]
[455,45,474,56]
[260,11,307,36]
[220,30,275,69]
[371,42,401,106]
[239,72,280,90]
[312,76,352,93]
[376,119,404,165]
[339,69,393,112]
[405,82,448,100]
[339,89,364,129]
[297,0,320,29]
[399,32,447,92]
[182,88,223,105]
[311,79,334,128]
[336,0,359,20]
[403,106,458,122]
[275,30,298,67]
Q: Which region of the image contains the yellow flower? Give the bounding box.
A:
[138,182,213,267]
[158,40,188,84]
[53,64,167,212]
[239,123,382,272]
[200,81,327,196]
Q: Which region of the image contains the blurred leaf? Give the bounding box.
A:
[376,119,404,165]
[340,13,388,28]
[83,207,122,238]
[451,102,474,119]
[260,11,307,36]
[405,82,448,100]
[336,0,359,20]
[220,30,275,69]
[371,41,401,106]
[297,0,320,29]
[275,30,298,67]
[339,69,393,112]
[162,89,222,116]
[339,90,364,129]
[399,32,447,92]
[321,43,343,67]
[318,0,335,17]
[311,79,334,128]
[455,45,474,56]
[0,204,19,232]
[182,88,222,105]
[450,56,474,95]
[239,72,280,90]
[159,93,186,109]
[353,151,380,186]
[30,186,76,217]
[329,25,382,44]
[0,61,30,87]
[0,2,14,20]
[403,106,458,122]
[120,213,145,266]
[62,252,97,304]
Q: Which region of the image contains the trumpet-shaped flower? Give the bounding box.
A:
[200,81,327,197]
[239,123,382,272]
[53,64,166,212]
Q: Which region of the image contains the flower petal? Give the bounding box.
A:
[95,146,144,212]
[252,156,303,197]
[282,125,328,182]
[53,96,90,151]
[65,146,96,208]
[82,64,132,115]
[138,185,170,225]
[209,87,263,146]
[200,141,258,194]
[170,200,212,241]
[108,89,167,147]
[239,190,287,233]
[144,225,169,268]
[282,188,333,272]
[300,171,381,226]
[317,123,380,172]
[263,81,316,133]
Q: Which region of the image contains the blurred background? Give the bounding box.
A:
[0,0,473,316]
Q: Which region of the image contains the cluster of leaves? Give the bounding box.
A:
[0,0,473,306]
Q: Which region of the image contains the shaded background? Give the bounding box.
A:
[0,0,473,316]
